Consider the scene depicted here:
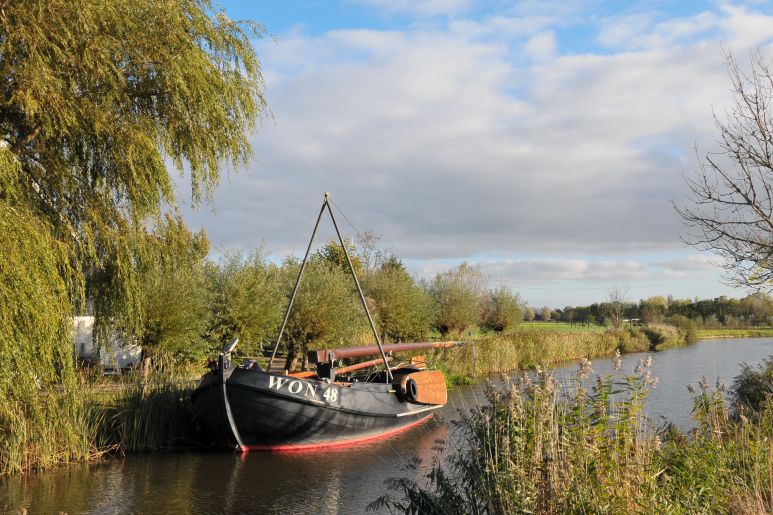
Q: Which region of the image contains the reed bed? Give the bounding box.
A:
[430,328,651,384]
[0,384,105,476]
[98,377,198,453]
[373,356,773,514]
[0,375,198,476]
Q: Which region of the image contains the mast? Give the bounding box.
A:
[267,193,393,382]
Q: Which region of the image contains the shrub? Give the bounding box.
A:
[607,326,650,353]
[665,315,699,344]
[731,358,773,415]
[643,323,682,349]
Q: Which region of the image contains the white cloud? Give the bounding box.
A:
[178,3,773,304]
[525,31,557,60]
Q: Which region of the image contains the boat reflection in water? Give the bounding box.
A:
[0,414,450,514]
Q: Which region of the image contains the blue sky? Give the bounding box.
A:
[178,1,773,307]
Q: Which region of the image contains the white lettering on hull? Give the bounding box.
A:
[288,381,302,394]
[267,374,338,403]
[268,376,288,390]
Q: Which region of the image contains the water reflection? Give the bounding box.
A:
[1,412,451,514]
[3,338,772,514]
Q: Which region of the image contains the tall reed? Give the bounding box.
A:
[430,327,650,382]
[99,376,197,453]
[372,357,773,514]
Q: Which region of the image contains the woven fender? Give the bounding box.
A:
[399,370,447,405]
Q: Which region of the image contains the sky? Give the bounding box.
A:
[177,0,773,307]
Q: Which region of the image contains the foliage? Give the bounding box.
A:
[429,263,486,337]
[129,215,212,366]
[429,329,629,380]
[361,260,434,342]
[280,258,367,370]
[0,0,265,474]
[731,357,773,415]
[207,250,285,356]
[643,323,683,349]
[481,286,524,333]
[0,203,97,475]
[606,326,651,353]
[317,239,362,276]
[665,314,699,344]
[0,0,266,339]
[641,296,668,324]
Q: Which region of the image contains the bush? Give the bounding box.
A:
[731,357,773,415]
[607,326,650,353]
[665,315,699,344]
[643,323,682,349]
[481,286,524,334]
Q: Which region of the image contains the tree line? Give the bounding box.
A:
[547,293,773,327]
[102,215,773,371]
[121,218,527,371]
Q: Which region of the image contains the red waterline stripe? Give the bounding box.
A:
[240,414,433,453]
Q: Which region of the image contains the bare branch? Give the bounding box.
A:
[677,51,773,292]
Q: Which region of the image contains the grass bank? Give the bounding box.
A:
[515,321,607,333]
[430,324,692,386]
[373,358,773,514]
[698,327,773,339]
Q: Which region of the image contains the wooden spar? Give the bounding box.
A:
[309,341,464,363]
[334,357,392,375]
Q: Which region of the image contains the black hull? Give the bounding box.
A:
[191,366,439,451]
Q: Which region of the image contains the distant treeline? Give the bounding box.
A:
[540,293,773,327]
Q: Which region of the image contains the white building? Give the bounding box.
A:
[72,316,141,369]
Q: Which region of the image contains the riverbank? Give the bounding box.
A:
[6,337,773,514]
[698,327,773,339]
[0,323,694,477]
[430,323,693,386]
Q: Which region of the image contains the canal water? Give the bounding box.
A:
[3,338,773,514]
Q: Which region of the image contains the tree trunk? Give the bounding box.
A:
[284,349,298,372]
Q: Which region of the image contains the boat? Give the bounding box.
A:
[191,193,464,451]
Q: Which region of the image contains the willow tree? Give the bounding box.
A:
[0,0,265,472]
[361,258,434,342]
[429,263,487,337]
[133,215,212,367]
[281,258,367,372]
[207,251,285,357]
